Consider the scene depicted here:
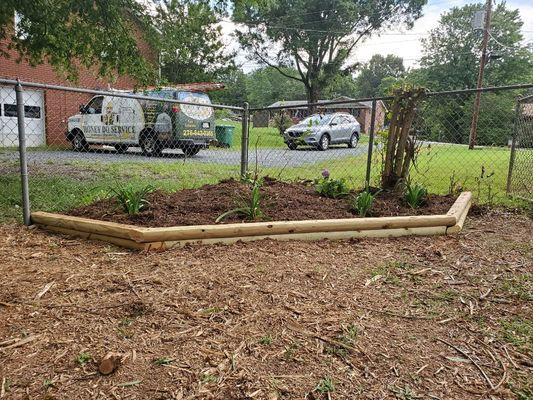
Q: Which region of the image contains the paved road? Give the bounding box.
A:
[0,144,368,168]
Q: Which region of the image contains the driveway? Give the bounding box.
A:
[0,144,368,168]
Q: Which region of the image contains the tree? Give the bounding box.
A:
[322,73,358,99]
[0,0,155,83]
[356,54,405,97]
[155,0,234,84]
[418,2,532,91]
[210,68,248,106]
[413,3,532,146]
[245,67,306,108]
[233,0,426,106]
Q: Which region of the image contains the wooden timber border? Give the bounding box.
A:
[31,192,472,250]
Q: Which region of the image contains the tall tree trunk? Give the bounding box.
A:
[381,87,426,189]
[307,84,320,114]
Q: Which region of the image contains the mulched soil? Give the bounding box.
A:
[0,209,531,399]
[68,177,456,227]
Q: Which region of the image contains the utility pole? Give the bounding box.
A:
[469,0,492,150]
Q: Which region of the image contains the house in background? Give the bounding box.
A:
[0,16,156,147]
[257,96,387,134]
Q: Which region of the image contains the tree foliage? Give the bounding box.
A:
[155,0,234,84]
[233,0,426,104]
[0,0,155,83]
[411,2,533,146]
[418,2,532,90]
[356,54,405,97]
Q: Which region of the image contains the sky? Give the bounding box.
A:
[219,0,533,72]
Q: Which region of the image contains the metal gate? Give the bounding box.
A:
[507,94,533,201]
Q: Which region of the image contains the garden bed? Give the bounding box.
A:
[30,178,472,250]
[67,177,456,227]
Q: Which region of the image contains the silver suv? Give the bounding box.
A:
[283,113,361,151]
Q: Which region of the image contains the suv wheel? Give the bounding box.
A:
[72,131,89,152]
[348,132,359,148]
[287,141,298,150]
[182,145,201,157]
[317,134,330,151]
[141,134,162,157]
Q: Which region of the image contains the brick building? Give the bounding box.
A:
[0,19,155,147]
[263,97,388,134]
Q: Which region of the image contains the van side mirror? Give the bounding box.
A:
[79,104,86,114]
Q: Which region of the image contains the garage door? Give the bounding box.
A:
[0,86,45,147]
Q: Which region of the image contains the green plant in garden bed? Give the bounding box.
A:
[351,189,380,217]
[315,169,349,199]
[404,182,427,208]
[216,179,264,223]
[110,184,154,215]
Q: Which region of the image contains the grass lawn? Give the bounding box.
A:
[0,142,529,223]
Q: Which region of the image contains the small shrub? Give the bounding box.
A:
[316,377,335,394]
[110,184,154,215]
[404,182,427,209]
[259,334,273,345]
[216,180,263,223]
[272,110,292,135]
[76,352,92,365]
[315,170,349,199]
[351,190,379,217]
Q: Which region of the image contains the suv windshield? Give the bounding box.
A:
[300,114,332,126]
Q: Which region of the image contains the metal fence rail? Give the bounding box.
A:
[1,78,532,225]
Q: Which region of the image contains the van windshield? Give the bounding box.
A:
[177,91,213,120]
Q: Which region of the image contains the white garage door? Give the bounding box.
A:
[0,86,45,147]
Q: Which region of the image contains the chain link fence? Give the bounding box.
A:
[507,93,533,201]
[1,78,532,224]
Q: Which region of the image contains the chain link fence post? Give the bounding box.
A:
[15,80,31,225]
[506,98,521,194]
[364,99,377,189]
[240,102,250,179]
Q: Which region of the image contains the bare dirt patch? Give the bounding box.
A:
[67,177,456,227]
[0,210,531,399]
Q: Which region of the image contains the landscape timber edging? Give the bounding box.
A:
[31,192,472,250]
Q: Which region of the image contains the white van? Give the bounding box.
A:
[66,89,215,156]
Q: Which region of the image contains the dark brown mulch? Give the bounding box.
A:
[67,177,456,227]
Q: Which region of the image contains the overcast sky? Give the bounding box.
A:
[219,0,533,72]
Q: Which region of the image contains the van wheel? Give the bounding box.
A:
[71,131,89,152]
[141,134,162,157]
[182,145,201,157]
[114,144,129,154]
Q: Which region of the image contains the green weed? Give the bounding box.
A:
[315,377,335,394]
[216,180,263,222]
[76,352,91,365]
[259,334,273,345]
[501,318,532,350]
[352,189,379,217]
[404,182,427,208]
[110,183,154,214]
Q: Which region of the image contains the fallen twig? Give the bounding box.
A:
[35,281,55,300]
[436,338,494,389]
[0,335,40,350]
